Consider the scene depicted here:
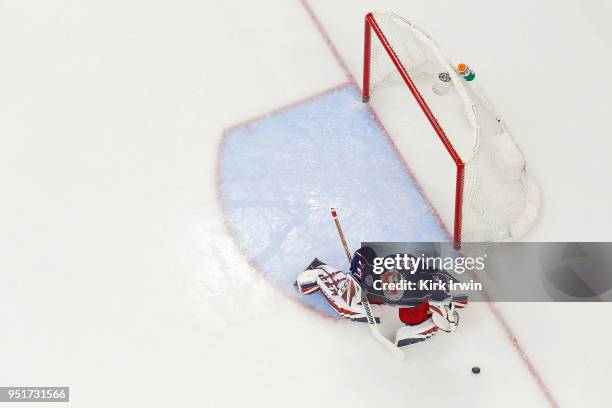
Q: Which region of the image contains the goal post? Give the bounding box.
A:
[362,12,539,249]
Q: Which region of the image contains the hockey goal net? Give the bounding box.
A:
[363,12,539,249]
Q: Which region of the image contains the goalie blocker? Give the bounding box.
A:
[295,247,468,347]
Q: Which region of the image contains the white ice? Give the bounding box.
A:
[0,0,611,406]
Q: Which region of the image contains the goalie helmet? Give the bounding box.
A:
[349,246,378,282]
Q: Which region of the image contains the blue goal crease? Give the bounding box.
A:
[219,85,446,315]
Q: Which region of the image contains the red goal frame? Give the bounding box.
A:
[362,12,464,249]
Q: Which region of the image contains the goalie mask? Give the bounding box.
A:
[349,246,378,282]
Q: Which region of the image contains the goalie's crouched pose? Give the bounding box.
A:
[295,247,468,347]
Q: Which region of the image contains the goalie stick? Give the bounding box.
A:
[330,208,405,360]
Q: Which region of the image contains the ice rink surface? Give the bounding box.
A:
[220,85,446,314]
[1,0,612,406]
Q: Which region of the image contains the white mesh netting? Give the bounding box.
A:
[367,12,540,243]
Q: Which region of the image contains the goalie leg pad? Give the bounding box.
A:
[394,318,438,347]
[296,259,379,322]
[295,266,320,295]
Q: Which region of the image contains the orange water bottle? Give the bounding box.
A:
[457,63,475,81]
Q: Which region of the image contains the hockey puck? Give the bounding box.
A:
[472,366,481,374]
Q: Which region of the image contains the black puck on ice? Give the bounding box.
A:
[472,366,481,374]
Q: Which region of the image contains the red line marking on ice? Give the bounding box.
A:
[216,3,559,406]
[223,82,351,134]
[299,0,451,242]
[299,1,559,407]
[300,0,354,83]
[215,160,340,321]
[216,83,355,322]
